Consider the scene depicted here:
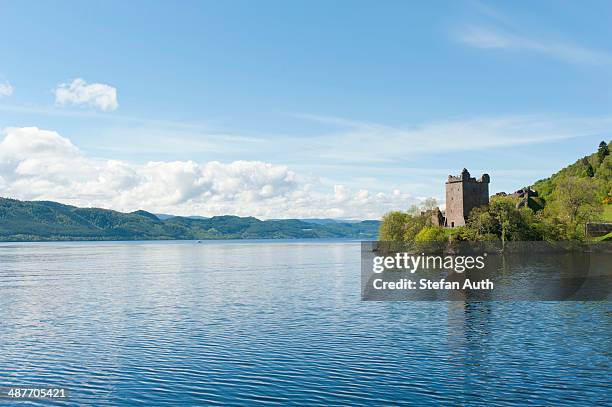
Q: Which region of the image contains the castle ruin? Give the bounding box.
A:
[443,168,490,227]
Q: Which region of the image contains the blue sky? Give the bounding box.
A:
[0,1,611,218]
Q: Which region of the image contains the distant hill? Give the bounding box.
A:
[0,198,380,241]
[155,215,363,224]
[285,218,363,225]
[155,213,208,221]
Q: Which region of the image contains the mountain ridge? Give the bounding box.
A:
[0,198,380,242]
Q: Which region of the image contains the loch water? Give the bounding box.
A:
[0,240,610,406]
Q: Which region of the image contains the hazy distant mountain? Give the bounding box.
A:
[296,218,365,224]
[155,213,208,221]
[0,198,380,242]
[155,216,364,225]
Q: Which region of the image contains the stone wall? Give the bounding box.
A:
[445,180,465,227]
[585,222,612,238]
[444,169,489,228]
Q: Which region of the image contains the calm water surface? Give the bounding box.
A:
[0,240,610,406]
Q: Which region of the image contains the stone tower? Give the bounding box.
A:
[444,169,490,227]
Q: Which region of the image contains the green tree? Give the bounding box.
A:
[555,176,601,224]
[535,207,571,240]
[586,163,595,177]
[598,141,610,163]
[488,198,520,246]
[464,206,497,240]
[414,226,447,243]
[379,205,437,242]
[379,211,409,241]
[464,196,542,242]
[596,154,612,183]
[403,213,431,241]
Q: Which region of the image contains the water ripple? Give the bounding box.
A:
[0,241,610,406]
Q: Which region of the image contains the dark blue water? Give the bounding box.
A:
[0,241,610,406]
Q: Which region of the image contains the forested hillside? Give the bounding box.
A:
[533,140,611,218]
[0,198,379,241]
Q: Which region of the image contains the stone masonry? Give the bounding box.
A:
[444,168,490,227]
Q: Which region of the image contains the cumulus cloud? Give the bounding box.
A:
[0,81,13,97]
[0,127,418,219]
[54,78,118,111]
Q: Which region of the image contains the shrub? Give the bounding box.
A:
[414,226,447,243]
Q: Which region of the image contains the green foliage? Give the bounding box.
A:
[598,140,610,163]
[535,140,611,202]
[403,213,431,241]
[604,205,612,222]
[531,140,610,239]
[0,198,380,241]
[553,176,602,223]
[379,211,410,241]
[598,155,612,193]
[414,226,446,243]
[378,200,439,241]
[529,196,545,211]
[463,196,542,242]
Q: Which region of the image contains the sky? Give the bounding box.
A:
[0,0,611,219]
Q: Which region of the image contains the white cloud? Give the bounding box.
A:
[297,113,612,161]
[0,127,419,219]
[2,100,608,163]
[456,25,612,66]
[453,3,612,66]
[0,81,13,97]
[54,78,118,111]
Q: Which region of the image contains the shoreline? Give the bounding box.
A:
[0,237,372,246]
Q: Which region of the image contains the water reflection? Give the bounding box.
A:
[362,242,612,301]
[0,241,610,406]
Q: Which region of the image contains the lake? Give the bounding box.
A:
[0,240,610,406]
